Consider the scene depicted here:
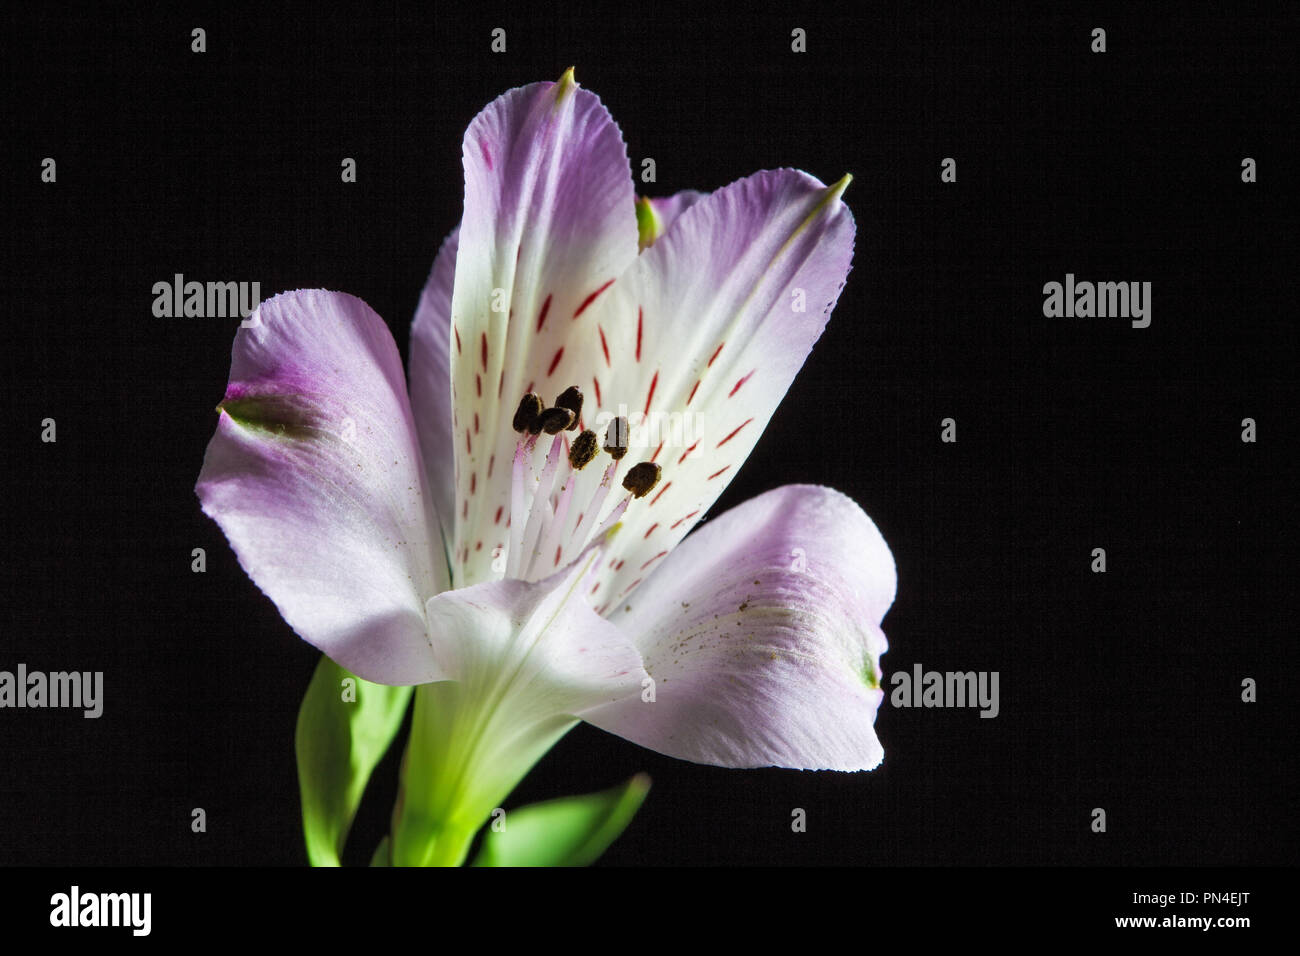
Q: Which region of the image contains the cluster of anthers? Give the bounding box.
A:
[506,385,662,582]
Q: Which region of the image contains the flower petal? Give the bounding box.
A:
[409,226,459,549]
[196,290,449,685]
[423,548,648,720]
[580,168,856,612]
[448,70,639,585]
[392,550,648,860]
[582,484,894,771]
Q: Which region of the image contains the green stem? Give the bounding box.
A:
[387,681,578,866]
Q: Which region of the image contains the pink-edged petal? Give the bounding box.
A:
[196,290,449,685]
[583,484,894,771]
[448,70,639,585]
[580,168,856,611]
[409,226,459,549]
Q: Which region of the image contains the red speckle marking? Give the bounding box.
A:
[635,308,643,361]
[480,140,493,170]
[573,278,615,318]
[598,325,611,366]
[707,342,725,367]
[536,294,552,332]
[650,481,672,506]
[593,376,602,405]
[475,540,482,551]
[547,347,564,377]
[671,510,700,529]
[470,472,476,494]
[488,454,495,478]
[475,374,481,397]
[525,380,534,394]
[554,546,562,567]
[717,417,754,448]
[591,582,601,595]
[498,369,504,398]
[473,412,480,434]
[480,333,488,371]
[643,523,658,538]
[614,559,625,571]
[707,465,730,480]
[686,379,701,406]
[621,578,643,597]
[454,326,462,354]
[677,441,699,464]
[462,499,468,519]
[728,369,755,398]
[643,371,658,415]
[650,441,663,463]
[465,429,472,454]
[640,550,668,571]
[494,506,503,525]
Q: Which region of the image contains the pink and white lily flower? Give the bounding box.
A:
[197,69,894,865]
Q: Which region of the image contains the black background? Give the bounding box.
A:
[1,2,1295,868]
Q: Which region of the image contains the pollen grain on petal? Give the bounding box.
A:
[604,416,629,460]
[512,392,543,433]
[568,429,598,470]
[623,462,662,499]
[555,385,583,426]
[538,406,575,434]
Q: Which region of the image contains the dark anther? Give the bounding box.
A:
[568,429,598,470]
[538,406,576,434]
[555,386,583,430]
[513,393,543,433]
[622,461,662,499]
[603,416,629,460]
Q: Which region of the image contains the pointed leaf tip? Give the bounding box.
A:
[555,66,577,102]
[828,173,852,199]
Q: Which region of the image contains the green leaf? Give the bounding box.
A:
[369,836,391,867]
[472,773,651,867]
[295,655,413,866]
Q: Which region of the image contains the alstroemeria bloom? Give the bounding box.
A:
[197,70,894,865]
